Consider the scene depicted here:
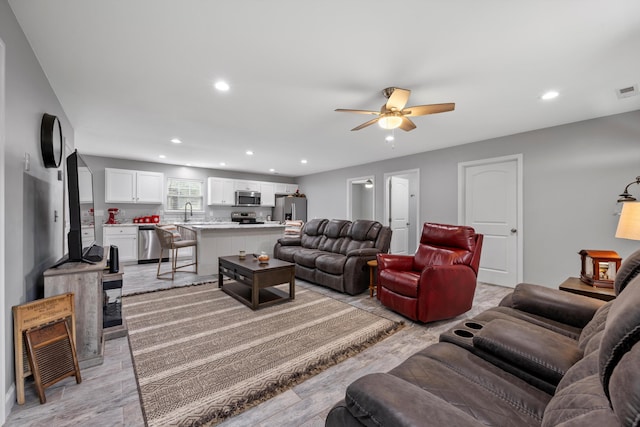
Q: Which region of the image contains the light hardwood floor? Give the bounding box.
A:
[5,262,512,427]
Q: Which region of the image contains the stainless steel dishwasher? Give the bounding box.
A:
[137,225,168,264]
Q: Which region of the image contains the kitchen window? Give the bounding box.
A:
[166,178,204,211]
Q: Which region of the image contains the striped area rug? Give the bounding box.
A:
[123,282,403,427]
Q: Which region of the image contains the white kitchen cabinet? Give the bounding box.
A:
[260,182,276,207]
[275,183,298,195]
[207,177,235,205]
[105,168,164,204]
[136,171,164,203]
[234,180,260,192]
[103,226,138,262]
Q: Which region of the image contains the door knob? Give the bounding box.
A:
[510,228,517,233]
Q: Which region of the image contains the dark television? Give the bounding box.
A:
[66,150,102,263]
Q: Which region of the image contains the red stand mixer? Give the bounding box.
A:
[106,208,120,224]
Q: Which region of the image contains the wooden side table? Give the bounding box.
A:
[559,277,616,301]
[367,260,378,298]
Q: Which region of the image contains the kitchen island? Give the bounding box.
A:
[191,223,286,275]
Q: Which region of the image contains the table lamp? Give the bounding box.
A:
[616,202,640,241]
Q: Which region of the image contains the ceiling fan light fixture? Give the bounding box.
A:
[378,115,403,130]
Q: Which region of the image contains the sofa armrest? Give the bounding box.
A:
[346,248,380,258]
[473,319,583,385]
[276,237,301,246]
[509,283,605,328]
[378,254,414,271]
[340,373,484,427]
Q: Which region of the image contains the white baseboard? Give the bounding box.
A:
[4,382,15,422]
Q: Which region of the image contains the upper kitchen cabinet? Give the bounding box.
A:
[105,168,164,204]
[275,183,298,195]
[260,182,275,207]
[234,180,261,192]
[207,177,235,205]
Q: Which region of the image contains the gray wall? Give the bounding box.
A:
[1,0,75,401]
[298,110,640,287]
[83,155,296,244]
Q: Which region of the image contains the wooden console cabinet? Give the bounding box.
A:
[43,257,107,369]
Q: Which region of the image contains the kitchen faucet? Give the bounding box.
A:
[184,202,193,222]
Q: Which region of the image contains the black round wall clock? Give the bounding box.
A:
[40,113,63,168]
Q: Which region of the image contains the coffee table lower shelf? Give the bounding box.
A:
[221,281,291,309]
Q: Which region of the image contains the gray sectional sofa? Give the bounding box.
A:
[326,249,640,426]
[273,218,392,295]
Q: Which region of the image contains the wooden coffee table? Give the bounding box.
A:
[218,255,295,310]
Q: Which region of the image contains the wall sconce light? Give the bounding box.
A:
[364,179,374,189]
[618,176,640,202]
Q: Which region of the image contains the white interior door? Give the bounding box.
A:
[389,176,409,254]
[0,37,6,424]
[459,155,522,287]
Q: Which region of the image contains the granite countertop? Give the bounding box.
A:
[102,222,285,229]
[191,223,286,230]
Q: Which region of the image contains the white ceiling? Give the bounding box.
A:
[9,0,640,177]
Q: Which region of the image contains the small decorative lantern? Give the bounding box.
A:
[579,250,622,288]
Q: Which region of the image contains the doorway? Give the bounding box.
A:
[384,169,420,254]
[346,176,375,221]
[458,154,523,287]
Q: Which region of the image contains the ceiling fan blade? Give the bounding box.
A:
[351,117,380,131]
[335,108,380,115]
[398,117,416,132]
[402,103,455,116]
[385,88,411,111]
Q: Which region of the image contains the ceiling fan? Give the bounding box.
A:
[335,87,455,132]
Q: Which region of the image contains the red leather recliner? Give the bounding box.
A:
[377,222,483,323]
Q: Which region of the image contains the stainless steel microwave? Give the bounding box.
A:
[235,190,261,206]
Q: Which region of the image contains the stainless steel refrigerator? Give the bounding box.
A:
[273,196,307,222]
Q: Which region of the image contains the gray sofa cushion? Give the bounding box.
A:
[318,219,350,252]
[614,248,640,295]
[542,375,620,427]
[315,253,347,275]
[300,218,327,249]
[599,274,640,398]
[294,249,324,268]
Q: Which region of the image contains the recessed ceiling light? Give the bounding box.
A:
[186,163,192,166]
[301,159,308,164]
[159,155,166,159]
[214,81,230,91]
[246,150,254,155]
[541,91,559,100]
[269,168,275,172]
[385,135,394,142]
[170,138,182,144]
[219,162,226,166]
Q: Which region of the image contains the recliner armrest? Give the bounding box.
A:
[473,319,582,385]
[378,254,414,271]
[276,237,302,246]
[509,283,605,328]
[341,373,484,427]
